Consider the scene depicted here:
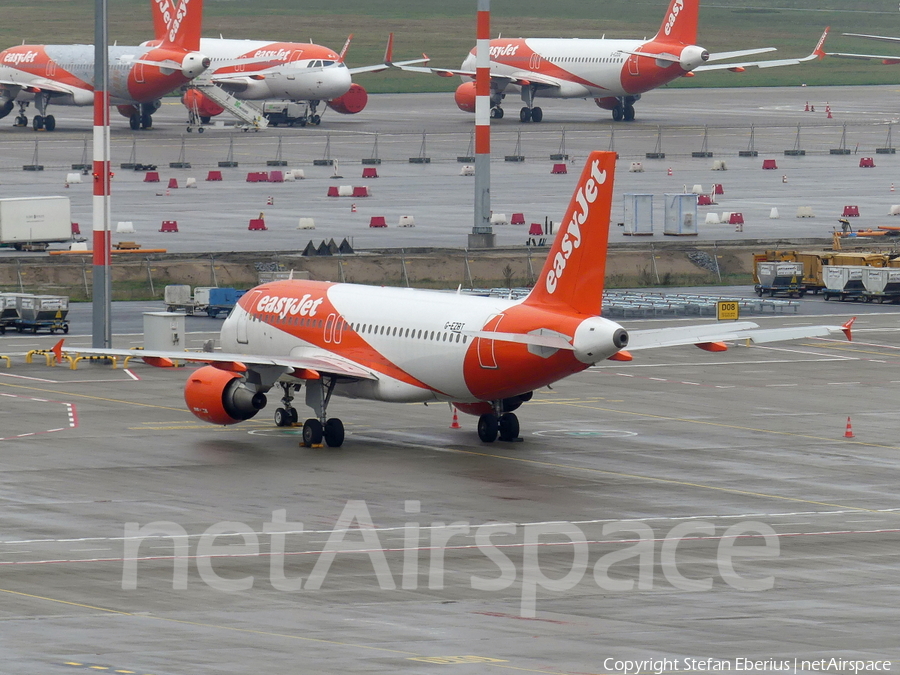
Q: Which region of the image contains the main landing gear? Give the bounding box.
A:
[275,377,345,448]
[516,84,543,123]
[477,412,521,443]
[30,93,56,131]
[610,96,637,122]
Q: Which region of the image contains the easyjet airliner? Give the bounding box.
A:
[145,2,425,127]
[70,151,852,447]
[0,0,209,131]
[398,0,828,122]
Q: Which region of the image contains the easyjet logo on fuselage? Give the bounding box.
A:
[3,50,39,66]
[663,0,685,36]
[253,49,291,62]
[256,294,324,320]
[545,159,607,294]
[490,44,520,58]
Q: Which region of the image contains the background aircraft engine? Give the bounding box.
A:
[593,96,620,111]
[573,318,629,364]
[680,46,710,71]
[454,82,477,113]
[180,52,211,78]
[184,365,268,426]
[181,89,225,118]
[327,83,368,114]
[116,104,139,119]
[453,393,534,417]
[0,100,14,119]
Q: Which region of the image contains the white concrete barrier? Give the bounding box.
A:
[705,212,721,224]
[399,215,416,228]
[796,206,815,218]
[116,221,135,233]
[291,169,305,179]
[770,208,780,219]
[629,162,644,173]
[490,213,509,226]
[890,205,900,216]
[691,184,704,194]
[70,241,89,251]
[338,185,353,197]
[185,177,197,188]
[65,172,82,184]
[297,218,316,230]
[711,160,727,171]
[460,165,475,176]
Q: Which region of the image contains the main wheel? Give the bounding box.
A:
[62,323,69,334]
[274,408,291,427]
[519,106,532,123]
[623,104,635,121]
[43,115,56,131]
[324,418,345,447]
[289,408,299,424]
[15,115,27,127]
[130,114,141,131]
[612,106,624,122]
[302,418,324,447]
[200,116,211,124]
[32,115,44,131]
[141,112,152,129]
[531,107,543,123]
[498,413,520,442]
[311,114,321,125]
[477,413,499,443]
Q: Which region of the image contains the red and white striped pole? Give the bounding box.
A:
[470,0,495,248]
[92,0,112,347]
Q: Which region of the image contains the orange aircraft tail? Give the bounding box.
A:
[151,0,203,51]
[523,150,616,317]
[653,0,699,46]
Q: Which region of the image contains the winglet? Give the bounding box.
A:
[51,339,64,364]
[383,33,395,65]
[841,317,855,342]
[814,27,830,59]
[339,34,353,63]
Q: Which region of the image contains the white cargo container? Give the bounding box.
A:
[17,295,69,322]
[862,267,900,302]
[164,285,192,309]
[0,197,72,250]
[823,265,865,301]
[663,193,698,236]
[623,194,654,236]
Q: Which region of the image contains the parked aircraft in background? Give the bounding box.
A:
[0,0,209,131]
[827,33,900,65]
[68,151,853,448]
[397,0,828,123]
[147,0,424,127]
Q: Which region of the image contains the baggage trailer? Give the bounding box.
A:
[1,294,69,334]
[0,197,73,251]
[205,288,246,318]
[163,285,245,317]
[823,265,866,301]
[862,267,900,303]
[754,262,805,298]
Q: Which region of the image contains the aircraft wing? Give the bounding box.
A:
[3,77,84,96]
[694,27,829,72]
[625,319,852,351]
[394,62,557,89]
[826,51,900,64]
[346,32,430,75]
[67,346,378,381]
[843,33,900,45]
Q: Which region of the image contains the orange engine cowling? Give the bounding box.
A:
[116,104,139,119]
[181,89,225,118]
[594,97,620,111]
[184,365,268,426]
[454,82,477,113]
[453,392,533,417]
[327,83,368,115]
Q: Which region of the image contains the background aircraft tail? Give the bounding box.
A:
[523,151,616,317]
[151,0,203,51]
[654,0,699,45]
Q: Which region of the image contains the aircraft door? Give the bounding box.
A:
[134,62,145,83]
[529,53,542,70]
[46,60,56,78]
[627,52,640,76]
[237,291,261,344]
[476,314,503,369]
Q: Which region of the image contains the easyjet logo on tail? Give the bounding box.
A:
[157,0,191,43]
[664,0,685,36]
[545,160,607,294]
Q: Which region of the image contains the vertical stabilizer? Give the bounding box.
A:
[152,0,203,51]
[654,0,699,46]
[523,151,616,316]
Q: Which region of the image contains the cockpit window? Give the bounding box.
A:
[322,60,335,67]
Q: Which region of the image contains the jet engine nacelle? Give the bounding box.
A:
[182,52,211,79]
[593,96,620,111]
[454,82,477,113]
[116,104,139,119]
[573,317,629,364]
[327,83,368,115]
[184,365,268,426]
[680,45,710,71]
[181,89,225,118]
[453,392,534,417]
[1,100,16,119]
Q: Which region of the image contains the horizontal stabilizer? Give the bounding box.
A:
[463,331,575,351]
[706,47,776,61]
[627,321,847,351]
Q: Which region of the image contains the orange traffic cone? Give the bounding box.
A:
[667,167,673,176]
[804,101,810,112]
[844,416,855,439]
[266,196,274,206]
[351,203,357,213]
[826,104,833,119]
[450,406,461,429]
[891,183,895,193]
